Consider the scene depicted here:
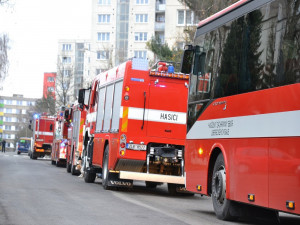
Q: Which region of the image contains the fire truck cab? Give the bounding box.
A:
[29,114,55,160]
[79,58,189,193]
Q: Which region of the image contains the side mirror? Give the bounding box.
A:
[181,45,195,74]
[78,88,90,106]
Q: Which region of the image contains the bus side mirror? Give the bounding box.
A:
[181,46,195,74]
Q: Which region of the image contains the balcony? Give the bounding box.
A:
[156,3,165,12]
[155,22,165,31]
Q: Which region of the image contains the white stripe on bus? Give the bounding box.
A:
[186,110,300,139]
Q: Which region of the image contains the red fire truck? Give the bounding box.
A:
[182,0,300,220]
[51,108,72,167]
[79,58,189,193]
[66,103,87,175]
[29,114,55,160]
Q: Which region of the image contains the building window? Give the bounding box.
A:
[48,87,55,92]
[98,14,111,23]
[97,32,110,41]
[22,109,26,114]
[5,108,12,113]
[97,51,109,60]
[96,69,102,75]
[5,100,12,105]
[134,32,147,42]
[16,100,22,105]
[134,50,147,59]
[136,0,148,4]
[177,10,198,25]
[135,14,148,23]
[62,57,71,63]
[62,44,72,51]
[5,125,11,130]
[98,0,111,5]
[63,70,71,77]
[48,77,55,82]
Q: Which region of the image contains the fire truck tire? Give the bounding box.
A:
[84,168,96,183]
[51,160,56,165]
[102,145,112,190]
[212,153,237,221]
[32,154,37,160]
[71,163,80,175]
[145,181,160,188]
[66,162,71,173]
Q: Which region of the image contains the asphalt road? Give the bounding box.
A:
[0,151,299,225]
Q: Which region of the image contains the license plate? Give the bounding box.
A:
[126,143,146,151]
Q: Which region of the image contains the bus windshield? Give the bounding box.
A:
[188,0,300,130]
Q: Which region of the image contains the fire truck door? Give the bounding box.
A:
[147,80,188,139]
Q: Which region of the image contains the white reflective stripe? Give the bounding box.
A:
[119,107,186,125]
[86,112,97,123]
[187,110,300,140]
[35,132,53,136]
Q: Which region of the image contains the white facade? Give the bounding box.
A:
[88,0,197,79]
[57,40,90,102]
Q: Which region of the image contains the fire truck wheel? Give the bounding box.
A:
[84,168,96,183]
[51,160,56,165]
[102,145,112,190]
[66,162,71,173]
[212,153,237,221]
[145,181,160,188]
[71,162,79,175]
[32,155,37,160]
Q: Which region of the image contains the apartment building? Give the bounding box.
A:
[57,40,90,103]
[0,94,37,151]
[87,0,198,78]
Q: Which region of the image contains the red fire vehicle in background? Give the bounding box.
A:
[29,114,55,160]
[66,103,87,175]
[79,58,189,193]
[51,108,72,167]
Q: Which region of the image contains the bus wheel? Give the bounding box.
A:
[102,145,111,190]
[212,153,237,221]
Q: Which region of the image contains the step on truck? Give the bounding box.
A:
[79,58,190,193]
[29,114,55,160]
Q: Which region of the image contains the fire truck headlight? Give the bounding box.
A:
[177,150,183,158]
[150,147,154,155]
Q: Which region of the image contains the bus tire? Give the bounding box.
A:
[212,153,237,221]
[102,145,111,190]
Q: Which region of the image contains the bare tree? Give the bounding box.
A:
[56,56,74,109]
[31,93,56,116]
[0,33,9,91]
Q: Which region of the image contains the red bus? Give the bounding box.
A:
[182,0,300,220]
[79,58,189,193]
[66,103,87,175]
